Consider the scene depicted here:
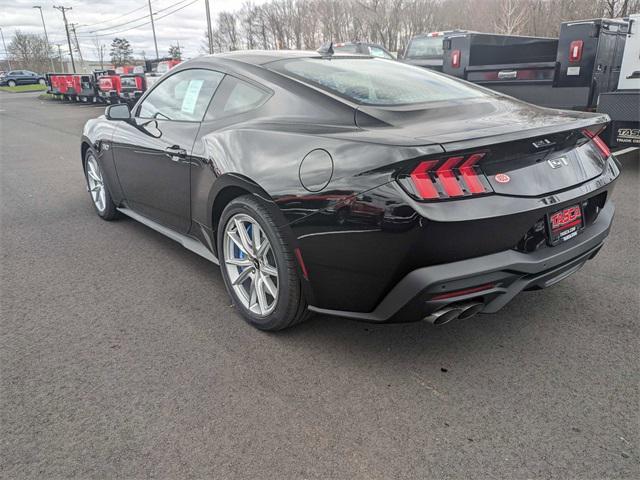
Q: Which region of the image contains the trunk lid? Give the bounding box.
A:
[356,97,610,197]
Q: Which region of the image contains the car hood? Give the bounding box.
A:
[355,96,609,151]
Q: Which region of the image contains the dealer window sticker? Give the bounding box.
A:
[181,79,204,114]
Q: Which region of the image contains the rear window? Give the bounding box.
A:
[406,37,444,58]
[270,57,485,106]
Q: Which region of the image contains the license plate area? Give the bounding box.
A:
[546,204,584,245]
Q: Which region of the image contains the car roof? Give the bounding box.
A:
[207,49,370,66]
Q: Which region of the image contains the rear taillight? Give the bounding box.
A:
[451,49,461,68]
[583,129,611,159]
[569,40,583,63]
[408,152,492,200]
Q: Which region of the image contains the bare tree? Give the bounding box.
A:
[92,36,106,69]
[202,0,640,54]
[7,30,53,73]
[494,0,528,34]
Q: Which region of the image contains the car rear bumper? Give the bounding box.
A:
[308,201,614,322]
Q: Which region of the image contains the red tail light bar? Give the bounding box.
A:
[409,152,492,200]
[569,40,583,63]
[582,129,611,159]
[451,49,461,68]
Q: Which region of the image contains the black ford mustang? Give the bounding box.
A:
[81,50,619,330]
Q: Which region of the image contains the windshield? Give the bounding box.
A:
[270,57,485,106]
[406,36,444,58]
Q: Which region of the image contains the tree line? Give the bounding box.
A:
[2,0,638,73]
[205,0,639,53]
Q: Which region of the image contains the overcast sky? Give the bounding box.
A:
[1,0,259,60]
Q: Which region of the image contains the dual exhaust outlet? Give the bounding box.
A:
[424,301,484,326]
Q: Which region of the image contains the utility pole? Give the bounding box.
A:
[53,5,75,73]
[0,27,11,70]
[205,0,214,54]
[33,6,56,72]
[147,0,159,60]
[70,23,84,67]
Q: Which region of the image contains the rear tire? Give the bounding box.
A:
[84,148,119,220]
[217,195,310,331]
[38,78,46,85]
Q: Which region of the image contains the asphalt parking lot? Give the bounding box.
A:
[1,91,638,479]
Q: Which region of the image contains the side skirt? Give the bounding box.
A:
[117,207,219,265]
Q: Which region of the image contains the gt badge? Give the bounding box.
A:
[547,156,568,169]
[495,173,510,183]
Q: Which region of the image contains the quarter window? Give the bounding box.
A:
[138,69,224,121]
[205,76,270,120]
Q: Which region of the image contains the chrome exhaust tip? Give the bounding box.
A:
[424,302,485,325]
[423,306,464,326]
[458,302,484,320]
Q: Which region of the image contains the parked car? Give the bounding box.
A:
[81,51,619,331]
[332,41,395,59]
[0,70,46,87]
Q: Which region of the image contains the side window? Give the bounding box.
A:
[369,46,393,59]
[205,76,270,120]
[138,69,223,121]
[333,44,359,54]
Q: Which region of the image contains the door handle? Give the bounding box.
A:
[165,145,187,162]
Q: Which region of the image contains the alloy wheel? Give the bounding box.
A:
[86,155,106,213]
[223,213,279,316]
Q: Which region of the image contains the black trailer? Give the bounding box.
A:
[555,18,629,109]
[442,19,629,112]
[595,14,640,149]
[440,32,575,107]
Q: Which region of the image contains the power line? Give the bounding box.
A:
[77,0,193,35]
[74,1,155,31]
[76,0,201,38]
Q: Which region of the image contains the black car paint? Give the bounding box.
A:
[82,52,618,320]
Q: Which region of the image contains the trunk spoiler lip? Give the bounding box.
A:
[430,114,610,153]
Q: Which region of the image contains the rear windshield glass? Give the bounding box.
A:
[270,57,485,106]
[406,36,444,58]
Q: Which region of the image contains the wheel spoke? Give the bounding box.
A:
[249,278,257,308]
[234,219,254,256]
[227,230,248,256]
[257,240,270,261]
[225,257,252,267]
[261,264,277,277]
[232,266,254,286]
[255,276,268,313]
[252,222,262,254]
[261,273,277,298]
[88,170,101,183]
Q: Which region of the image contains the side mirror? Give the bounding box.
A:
[105,103,131,120]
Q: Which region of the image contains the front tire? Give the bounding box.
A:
[84,148,119,220]
[218,195,309,331]
[38,78,46,85]
[7,80,16,87]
